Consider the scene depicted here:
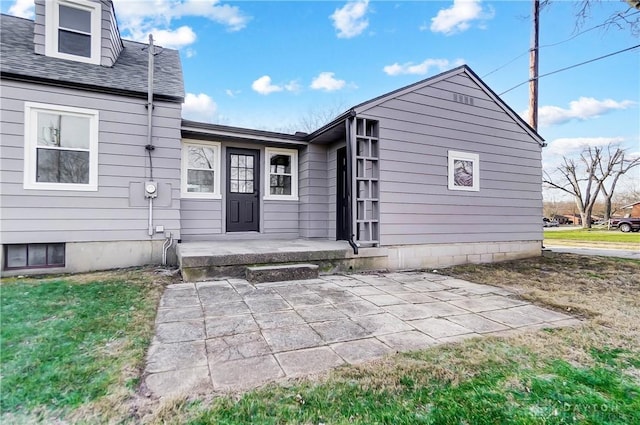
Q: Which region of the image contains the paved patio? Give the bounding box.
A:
[144,272,579,398]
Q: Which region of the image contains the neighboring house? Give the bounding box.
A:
[1,0,545,277]
[620,201,640,217]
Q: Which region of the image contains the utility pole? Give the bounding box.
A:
[528,0,540,130]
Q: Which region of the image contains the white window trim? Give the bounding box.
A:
[45,0,101,65]
[264,147,298,201]
[448,150,480,192]
[181,140,222,199]
[23,102,99,191]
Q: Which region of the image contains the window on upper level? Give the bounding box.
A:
[24,102,99,191]
[45,0,101,64]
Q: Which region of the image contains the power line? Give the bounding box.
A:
[498,44,640,96]
[481,10,640,79]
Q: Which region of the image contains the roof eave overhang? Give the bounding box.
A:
[0,72,184,103]
[181,120,308,146]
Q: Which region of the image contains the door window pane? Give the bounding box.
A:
[229,154,255,193]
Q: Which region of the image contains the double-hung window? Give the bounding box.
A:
[181,141,221,198]
[45,0,101,64]
[265,147,298,200]
[24,103,99,191]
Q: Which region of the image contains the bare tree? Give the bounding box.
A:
[543,146,606,228]
[597,145,640,220]
[573,0,640,35]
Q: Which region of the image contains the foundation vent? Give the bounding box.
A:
[453,93,474,106]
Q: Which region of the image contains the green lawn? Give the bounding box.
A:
[0,269,164,422]
[544,228,640,244]
[2,256,639,424]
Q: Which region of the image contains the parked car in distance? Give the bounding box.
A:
[543,218,559,227]
[609,217,640,232]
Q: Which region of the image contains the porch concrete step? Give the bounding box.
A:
[246,263,319,283]
[177,240,389,282]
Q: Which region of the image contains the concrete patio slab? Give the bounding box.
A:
[448,295,527,313]
[209,355,284,391]
[145,366,212,398]
[331,338,393,364]
[310,319,369,343]
[275,347,345,377]
[262,324,323,352]
[144,272,581,398]
[377,330,437,351]
[409,317,474,339]
[146,340,207,373]
[206,331,271,363]
[154,320,205,344]
[205,314,259,338]
[156,306,203,323]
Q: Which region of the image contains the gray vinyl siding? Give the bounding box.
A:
[180,199,223,240]
[264,201,299,238]
[33,1,45,55]
[358,73,542,246]
[298,144,329,238]
[0,79,182,244]
[101,0,123,67]
[326,142,344,240]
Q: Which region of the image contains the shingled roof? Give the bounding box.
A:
[0,14,184,102]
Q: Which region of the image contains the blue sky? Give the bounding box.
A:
[4,0,639,190]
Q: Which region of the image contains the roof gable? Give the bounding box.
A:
[353,65,544,145]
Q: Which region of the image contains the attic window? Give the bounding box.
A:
[45,0,101,65]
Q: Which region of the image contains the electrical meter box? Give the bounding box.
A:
[144,181,158,198]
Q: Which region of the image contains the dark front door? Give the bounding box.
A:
[336,147,349,240]
[226,148,260,232]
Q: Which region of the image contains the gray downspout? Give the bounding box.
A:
[345,111,359,255]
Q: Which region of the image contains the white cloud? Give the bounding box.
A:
[251,76,300,95]
[149,26,197,49]
[525,97,636,127]
[225,89,240,98]
[546,137,626,157]
[182,93,217,122]
[8,0,33,18]
[112,0,250,48]
[284,80,302,93]
[430,0,494,35]
[310,72,346,92]
[383,58,465,76]
[330,0,370,38]
[252,76,283,95]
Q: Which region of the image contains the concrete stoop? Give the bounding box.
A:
[177,240,389,282]
[246,263,319,283]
